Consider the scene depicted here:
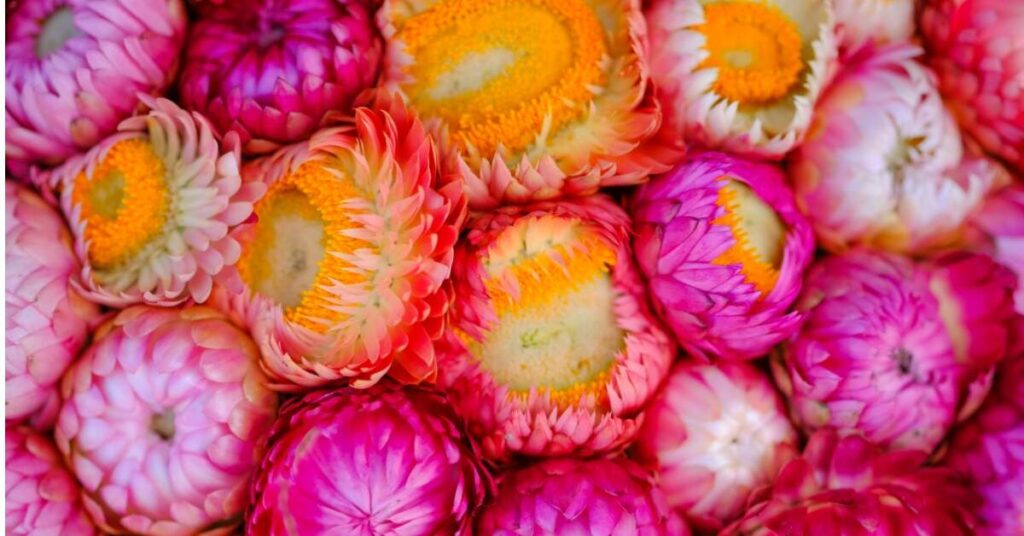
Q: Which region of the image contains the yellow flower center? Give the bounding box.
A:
[238,161,371,334]
[697,1,804,104]
[395,0,607,157]
[460,216,623,407]
[713,180,786,295]
[72,139,169,269]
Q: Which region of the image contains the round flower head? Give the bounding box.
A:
[48,96,256,307]
[437,195,675,461]
[55,305,279,535]
[921,0,1024,174]
[215,93,466,389]
[647,0,838,158]
[722,429,979,535]
[476,458,689,535]
[632,151,814,360]
[790,44,1009,254]
[833,0,914,54]
[634,361,798,531]
[248,384,490,535]
[378,0,679,209]
[5,0,186,180]
[179,0,382,155]
[7,426,95,536]
[967,184,1024,315]
[773,249,1017,452]
[6,182,99,429]
[944,355,1024,535]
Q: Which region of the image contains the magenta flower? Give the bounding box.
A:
[632,151,814,360]
[179,0,381,155]
[7,426,95,535]
[967,184,1024,314]
[248,383,490,535]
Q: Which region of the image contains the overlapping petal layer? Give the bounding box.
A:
[833,0,914,53]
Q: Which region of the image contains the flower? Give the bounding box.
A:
[6,182,99,430]
[790,44,1009,254]
[943,355,1024,535]
[633,361,798,531]
[178,0,382,155]
[722,429,979,535]
[47,96,256,307]
[247,383,490,535]
[6,426,95,536]
[921,0,1024,174]
[54,305,279,535]
[377,0,679,209]
[647,0,837,158]
[966,184,1024,315]
[5,0,186,180]
[632,151,813,360]
[437,195,675,461]
[476,458,689,535]
[833,0,914,53]
[772,249,1017,452]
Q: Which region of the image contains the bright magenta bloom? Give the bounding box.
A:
[632,151,814,360]
[634,361,798,531]
[5,0,186,179]
[248,383,490,535]
[6,426,95,535]
[6,181,99,430]
[476,458,689,535]
[179,0,381,154]
[968,184,1024,314]
[55,306,279,534]
[438,195,675,461]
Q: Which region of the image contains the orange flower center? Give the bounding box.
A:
[395,0,607,157]
[697,2,804,104]
[72,139,169,269]
[712,180,786,295]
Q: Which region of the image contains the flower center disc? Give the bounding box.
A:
[239,161,371,335]
[395,0,608,157]
[72,139,170,269]
[697,2,804,104]
[464,216,623,406]
[36,7,79,58]
[713,180,786,295]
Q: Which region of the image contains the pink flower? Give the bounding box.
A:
[967,184,1024,314]
[7,426,95,535]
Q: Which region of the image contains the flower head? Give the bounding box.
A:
[179,0,382,154]
[967,184,1024,314]
[248,383,491,535]
[378,0,679,209]
[5,0,186,179]
[215,93,466,389]
[438,195,675,461]
[632,151,814,360]
[647,0,837,158]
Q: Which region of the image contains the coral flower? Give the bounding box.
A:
[632,152,814,360]
[47,96,256,307]
[790,44,1009,254]
[773,250,1017,452]
[179,0,381,154]
[55,306,279,535]
[6,182,99,429]
[647,0,837,158]
[5,0,186,180]
[476,458,689,535]
[722,429,979,535]
[215,94,466,389]
[833,0,914,53]
[967,184,1024,315]
[437,195,675,461]
[921,0,1024,174]
[378,0,678,209]
[248,384,490,535]
[634,361,798,531]
[7,426,95,535]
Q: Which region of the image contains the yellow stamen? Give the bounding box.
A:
[396,0,607,157]
[712,180,786,295]
[72,139,169,269]
[460,216,623,408]
[238,161,371,334]
[697,2,804,104]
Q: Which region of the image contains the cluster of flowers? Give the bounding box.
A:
[5,0,1024,534]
